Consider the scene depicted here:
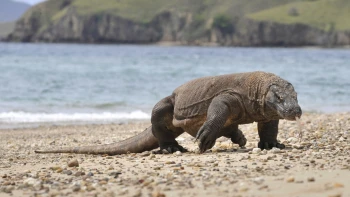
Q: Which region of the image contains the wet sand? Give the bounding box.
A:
[0,112,349,197]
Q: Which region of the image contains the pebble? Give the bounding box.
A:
[23,178,41,187]
[109,172,122,178]
[99,180,108,185]
[270,147,282,154]
[0,186,14,193]
[252,148,261,154]
[74,171,85,176]
[328,194,342,197]
[152,191,166,197]
[292,144,304,149]
[333,182,344,188]
[307,177,315,182]
[253,177,264,185]
[62,170,72,175]
[50,166,62,171]
[261,149,268,155]
[287,137,299,144]
[68,159,79,167]
[258,185,268,190]
[286,176,295,183]
[72,185,81,192]
[86,185,95,191]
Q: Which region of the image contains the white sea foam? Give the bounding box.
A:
[0,111,150,123]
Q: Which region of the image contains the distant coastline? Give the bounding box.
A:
[5,0,350,47]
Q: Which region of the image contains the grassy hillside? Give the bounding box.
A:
[48,0,298,23]
[248,0,350,31]
[19,0,350,31]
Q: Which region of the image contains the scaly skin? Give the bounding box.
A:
[35,71,301,155]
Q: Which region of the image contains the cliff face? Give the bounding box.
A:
[7,5,350,47]
[8,9,193,44]
[211,19,350,47]
[36,8,161,43]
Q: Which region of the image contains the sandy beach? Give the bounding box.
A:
[0,112,349,197]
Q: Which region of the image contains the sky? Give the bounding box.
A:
[14,0,45,5]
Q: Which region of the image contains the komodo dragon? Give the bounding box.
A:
[35,71,302,155]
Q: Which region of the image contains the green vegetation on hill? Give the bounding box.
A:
[51,0,298,23]
[20,0,350,31]
[248,0,350,31]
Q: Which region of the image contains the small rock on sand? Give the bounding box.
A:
[252,148,261,154]
[307,177,315,182]
[286,176,295,183]
[68,159,79,167]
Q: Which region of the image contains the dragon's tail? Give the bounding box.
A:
[35,126,158,155]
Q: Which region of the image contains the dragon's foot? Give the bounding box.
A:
[230,129,247,147]
[154,143,188,154]
[258,141,285,150]
[231,136,247,147]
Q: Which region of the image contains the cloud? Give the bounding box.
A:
[13,0,46,5]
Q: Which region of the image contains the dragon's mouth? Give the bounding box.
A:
[266,99,302,121]
[278,108,302,121]
[272,104,301,121]
[284,116,298,121]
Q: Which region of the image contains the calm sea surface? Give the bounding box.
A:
[0,43,349,127]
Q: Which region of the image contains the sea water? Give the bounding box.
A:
[0,43,349,128]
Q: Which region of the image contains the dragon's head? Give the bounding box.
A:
[265,83,302,121]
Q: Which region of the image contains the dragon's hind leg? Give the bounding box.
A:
[220,124,247,147]
[151,95,186,153]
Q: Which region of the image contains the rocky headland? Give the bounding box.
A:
[5,0,350,47]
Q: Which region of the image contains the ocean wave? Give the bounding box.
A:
[0,111,150,123]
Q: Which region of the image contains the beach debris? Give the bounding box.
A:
[270,147,282,154]
[307,177,315,182]
[286,176,295,183]
[253,177,265,185]
[252,148,261,154]
[68,159,79,167]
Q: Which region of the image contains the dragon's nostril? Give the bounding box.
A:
[295,107,302,117]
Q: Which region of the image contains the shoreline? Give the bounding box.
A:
[0,112,349,196]
[1,41,350,49]
[0,111,348,130]
[0,119,150,130]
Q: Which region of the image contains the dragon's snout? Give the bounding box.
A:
[295,106,302,118]
[283,105,302,121]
